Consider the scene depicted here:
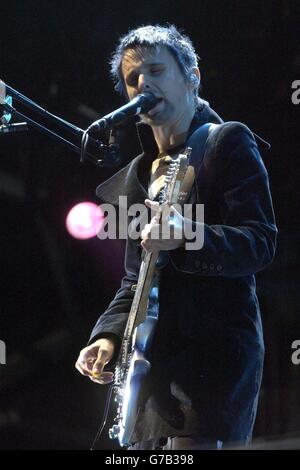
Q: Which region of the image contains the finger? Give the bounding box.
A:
[142,226,161,243]
[141,224,151,240]
[150,213,161,225]
[90,371,114,385]
[78,347,98,366]
[141,239,149,251]
[85,356,96,371]
[92,348,112,375]
[75,361,94,377]
[76,349,98,374]
[145,199,160,213]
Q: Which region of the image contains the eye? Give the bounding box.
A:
[126,72,139,87]
[150,68,163,76]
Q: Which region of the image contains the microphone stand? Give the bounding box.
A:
[0,80,122,167]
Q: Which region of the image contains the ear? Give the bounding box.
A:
[189,67,201,88]
[194,67,201,84]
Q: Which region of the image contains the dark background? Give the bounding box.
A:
[0,0,299,449]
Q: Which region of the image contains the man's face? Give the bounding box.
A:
[121,45,194,127]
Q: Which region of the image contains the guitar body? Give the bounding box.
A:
[111,276,159,447]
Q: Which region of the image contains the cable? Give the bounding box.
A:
[90,383,114,450]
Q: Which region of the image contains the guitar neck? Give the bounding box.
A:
[124,249,160,342]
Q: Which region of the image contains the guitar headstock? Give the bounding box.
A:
[158,147,195,206]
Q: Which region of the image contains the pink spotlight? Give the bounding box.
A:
[66,202,104,240]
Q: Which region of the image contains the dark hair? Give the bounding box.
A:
[110,24,201,107]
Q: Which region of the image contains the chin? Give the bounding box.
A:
[148,110,172,126]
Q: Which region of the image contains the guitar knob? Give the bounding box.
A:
[114,394,123,404]
[109,424,120,440]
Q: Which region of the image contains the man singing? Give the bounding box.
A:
[76,24,277,450]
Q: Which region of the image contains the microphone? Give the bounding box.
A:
[87,92,159,135]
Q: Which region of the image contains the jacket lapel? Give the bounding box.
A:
[95,153,149,208]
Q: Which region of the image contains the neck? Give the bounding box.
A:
[151,107,195,153]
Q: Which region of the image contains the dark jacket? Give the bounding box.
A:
[89,101,277,444]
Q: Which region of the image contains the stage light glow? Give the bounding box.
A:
[66,202,104,240]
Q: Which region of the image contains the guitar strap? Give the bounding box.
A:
[186,122,219,191]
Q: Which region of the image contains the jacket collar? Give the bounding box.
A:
[95,100,270,208]
[95,101,223,207]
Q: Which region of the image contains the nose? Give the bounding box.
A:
[138,74,151,94]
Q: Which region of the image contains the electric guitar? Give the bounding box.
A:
[109,147,195,447]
